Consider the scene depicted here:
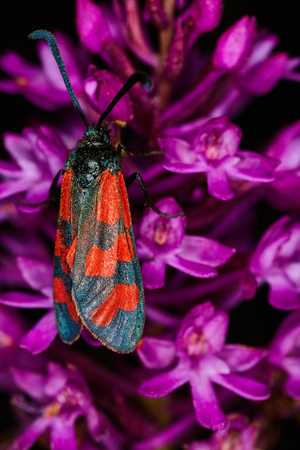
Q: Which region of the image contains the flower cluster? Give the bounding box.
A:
[1,0,300,448]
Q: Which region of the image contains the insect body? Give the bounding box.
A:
[54,127,144,352]
[28,30,182,353]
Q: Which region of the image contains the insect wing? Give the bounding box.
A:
[53,167,82,343]
[72,169,145,353]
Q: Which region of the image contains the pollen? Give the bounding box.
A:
[44,401,61,418]
[115,120,127,128]
[15,77,28,86]
[0,331,13,348]
[154,221,169,245]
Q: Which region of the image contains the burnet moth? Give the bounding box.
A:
[27,30,183,353]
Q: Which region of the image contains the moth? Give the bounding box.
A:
[28,30,182,353]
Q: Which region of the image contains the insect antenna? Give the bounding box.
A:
[96,72,151,130]
[28,30,90,129]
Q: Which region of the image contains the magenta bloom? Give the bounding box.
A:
[137,197,235,288]
[10,362,116,450]
[161,116,279,200]
[0,126,68,209]
[0,31,86,111]
[0,255,102,353]
[269,310,300,399]
[250,216,300,310]
[83,66,134,122]
[138,302,269,430]
[266,120,300,210]
[0,256,57,354]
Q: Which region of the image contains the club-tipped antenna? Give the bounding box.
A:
[29,30,90,129]
[96,72,151,130]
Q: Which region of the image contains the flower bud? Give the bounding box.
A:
[213,16,257,70]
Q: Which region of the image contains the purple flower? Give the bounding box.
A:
[76,0,223,72]
[187,413,259,450]
[83,66,134,122]
[161,116,279,200]
[250,216,300,310]
[266,120,300,210]
[0,255,101,354]
[0,126,68,210]
[0,256,57,354]
[213,16,257,71]
[10,362,117,450]
[137,197,235,288]
[269,310,300,399]
[138,302,269,430]
[0,32,86,111]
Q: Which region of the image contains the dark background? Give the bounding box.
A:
[0,1,299,448]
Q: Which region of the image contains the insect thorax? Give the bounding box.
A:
[66,127,122,189]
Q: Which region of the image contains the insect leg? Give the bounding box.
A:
[21,169,65,207]
[125,172,184,218]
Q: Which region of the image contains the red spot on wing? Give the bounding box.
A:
[54,278,79,322]
[85,231,134,277]
[85,243,117,277]
[54,228,62,257]
[55,229,69,274]
[117,233,134,262]
[66,236,77,272]
[97,171,120,225]
[118,172,131,229]
[60,169,73,221]
[90,284,140,327]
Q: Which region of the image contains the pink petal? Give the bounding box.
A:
[139,363,189,398]
[86,406,106,441]
[142,259,166,289]
[206,170,235,200]
[213,16,257,70]
[190,371,227,430]
[268,275,300,310]
[0,291,52,308]
[180,235,235,267]
[19,182,52,212]
[158,137,195,164]
[220,344,268,372]
[0,180,29,200]
[213,373,270,400]
[50,416,78,450]
[11,417,50,450]
[45,362,69,397]
[168,255,218,278]
[163,162,201,174]
[229,151,279,182]
[17,256,52,291]
[19,310,58,355]
[76,0,111,53]
[11,367,47,401]
[202,312,229,353]
[241,53,289,95]
[180,0,223,48]
[250,217,291,274]
[138,337,176,369]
